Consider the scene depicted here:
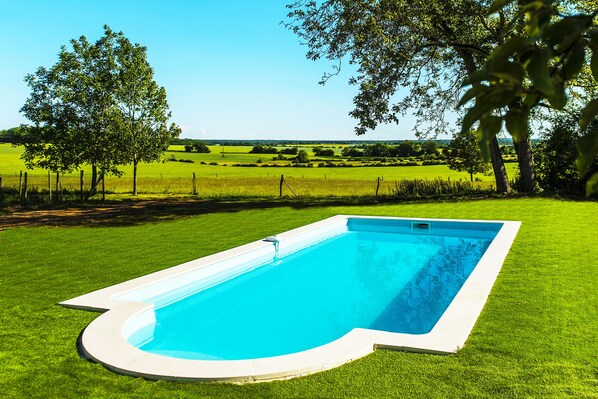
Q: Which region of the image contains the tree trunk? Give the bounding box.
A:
[456,51,511,194]
[85,164,99,200]
[513,134,537,193]
[133,161,138,196]
[470,171,473,182]
[489,136,511,194]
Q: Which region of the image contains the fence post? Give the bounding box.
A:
[375,177,381,197]
[18,171,22,198]
[80,170,84,202]
[192,172,197,195]
[101,174,105,201]
[23,172,28,201]
[48,170,52,202]
[279,175,284,197]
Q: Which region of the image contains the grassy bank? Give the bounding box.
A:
[0,198,596,398]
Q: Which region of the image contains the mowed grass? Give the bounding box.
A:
[0,198,596,398]
[0,144,519,197]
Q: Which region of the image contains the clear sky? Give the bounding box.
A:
[0,0,449,141]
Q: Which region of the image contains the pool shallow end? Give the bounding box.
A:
[61,215,521,382]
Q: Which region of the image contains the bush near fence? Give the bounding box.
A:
[391,178,494,199]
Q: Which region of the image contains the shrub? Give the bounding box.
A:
[390,178,491,198]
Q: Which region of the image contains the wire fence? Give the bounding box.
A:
[0,170,496,207]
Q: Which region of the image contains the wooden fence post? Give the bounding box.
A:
[80,170,84,202]
[18,171,22,198]
[192,172,197,195]
[23,172,28,201]
[375,176,381,197]
[279,175,284,197]
[48,170,52,202]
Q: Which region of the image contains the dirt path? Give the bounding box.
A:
[0,200,209,228]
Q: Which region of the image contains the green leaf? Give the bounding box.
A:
[488,0,515,14]
[458,85,488,107]
[487,36,527,70]
[490,62,525,84]
[505,108,529,142]
[586,172,598,196]
[461,102,495,135]
[575,126,598,175]
[563,42,586,80]
[546,15,592,53]
[478,115,502,161]
[580,99,598,131]
[527,49,554,95]
[523,92,540,108]
[545,82,567,109]
[591,49,598,81]
[462,69,487,87]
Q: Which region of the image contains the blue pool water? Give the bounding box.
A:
[129,219,499,360]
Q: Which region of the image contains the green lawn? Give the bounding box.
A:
[0,198,596,398]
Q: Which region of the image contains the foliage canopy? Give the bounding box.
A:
[17,25,180,197]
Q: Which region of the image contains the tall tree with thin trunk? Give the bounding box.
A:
[18,26,179,199]
[19,27,126,196]
[286,0,540,193]
[113,35,180,196]
[447,129,491,181]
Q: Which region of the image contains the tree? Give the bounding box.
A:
[362,143,390,157]
[113,30,180,195]
[460,0,598,195]
[341,146,363,157]
[193,141,211,153]
[249,145,278,154]
[393,141,420,158]
[18,26,179,198]
[19,27,125,193]
[313,147,335,156]
[295,149,310,163]
[422,141,439,156]
[447,129,491,181]
[535,114,598,194]
[287,0,526,193]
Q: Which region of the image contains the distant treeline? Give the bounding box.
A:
[169,137,523,147]
[170,138,459,146]
[3,127,526,147]
[0,127,21,143]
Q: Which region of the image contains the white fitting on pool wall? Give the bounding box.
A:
[60,215,521,382]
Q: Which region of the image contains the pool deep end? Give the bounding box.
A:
[60,215,520,382]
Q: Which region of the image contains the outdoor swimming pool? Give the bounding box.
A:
[61,215,520,382]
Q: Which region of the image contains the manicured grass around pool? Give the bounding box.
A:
[0,198,596,398]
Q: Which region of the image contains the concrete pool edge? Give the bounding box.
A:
[60,215,521,382]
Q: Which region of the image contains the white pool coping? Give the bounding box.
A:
[60,215,521,382]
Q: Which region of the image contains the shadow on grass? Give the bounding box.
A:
[3,192,578,229]
[0,197,389,228]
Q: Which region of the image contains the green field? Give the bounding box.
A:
[0,144,519,198]
[0,198,596,398]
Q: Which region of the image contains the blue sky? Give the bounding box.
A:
[0,0,448,140]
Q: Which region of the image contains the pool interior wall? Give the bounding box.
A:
[60,215,521,382]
